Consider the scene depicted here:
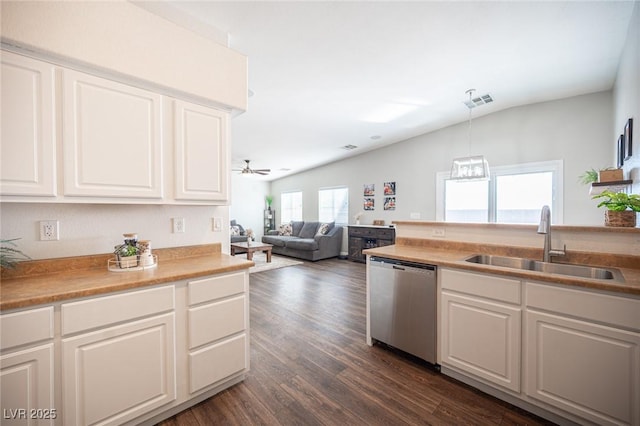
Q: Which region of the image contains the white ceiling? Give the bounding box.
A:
[148,1,635,181]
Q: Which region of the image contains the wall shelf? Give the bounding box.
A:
[590,180,633,194]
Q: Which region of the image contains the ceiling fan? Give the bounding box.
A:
[233,159,271,175]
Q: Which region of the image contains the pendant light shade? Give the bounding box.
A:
[450,89,490,181]
[450,155,490,180]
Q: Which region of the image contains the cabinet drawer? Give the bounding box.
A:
[441,268,521,304]
[526,281,640,330]
[61,285,174,335]
[377,229,395,239]
[188,272,245,306]
[1,306,54,350]
[189,334,247,394]
[349,227,376,237]
[188,295,246,349]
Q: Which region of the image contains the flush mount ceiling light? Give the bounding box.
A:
[450,89,490,181]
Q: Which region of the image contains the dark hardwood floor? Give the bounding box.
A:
[159,258,554,425]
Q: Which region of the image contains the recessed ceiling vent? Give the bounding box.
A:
[464,93,493,109]
[342,144,358,150]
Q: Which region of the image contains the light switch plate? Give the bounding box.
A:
[213,217,222,232]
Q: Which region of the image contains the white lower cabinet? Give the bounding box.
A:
[1,307,55,425]
[440,268,640,426]
[62,313,176,426]
[525,282,640,426]
[440,269,521,393]
[61,285,176,426]
[187,272,249,395]
[0,269,250,425]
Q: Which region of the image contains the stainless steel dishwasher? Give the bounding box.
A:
[369,256,437,364]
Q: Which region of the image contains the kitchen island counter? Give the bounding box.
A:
[364,238,640,296]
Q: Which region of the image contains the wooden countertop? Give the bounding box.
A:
[364,239,640,296]
[0,244,253,311]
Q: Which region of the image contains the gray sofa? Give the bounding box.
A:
[261,221,343,261]
[230,220,248,243]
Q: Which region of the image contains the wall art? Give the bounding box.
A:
[364,184,375,196]
[624,118,633,160]
[384,197,396,210]
[383,181,396,195]
[364,197,374,211]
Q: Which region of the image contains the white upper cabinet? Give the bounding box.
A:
[0,51,56,197]
[62,69,163,199]
[174,100,229,202]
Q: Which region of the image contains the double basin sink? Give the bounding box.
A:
[465,254,625,282]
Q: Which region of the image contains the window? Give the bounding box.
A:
[436,160,563,224]
[281,191,302,224]
[319,187,349,224]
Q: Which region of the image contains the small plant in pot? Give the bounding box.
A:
[114,244,139,268]
[592,191,640,227]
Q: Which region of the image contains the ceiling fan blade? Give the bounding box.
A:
[254,170,270,175]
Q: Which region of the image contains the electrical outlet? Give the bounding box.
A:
[40,220,59,241]
[213,217,222,232]
[173,217,185,233]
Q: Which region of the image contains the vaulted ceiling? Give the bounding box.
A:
[142,1,635,180]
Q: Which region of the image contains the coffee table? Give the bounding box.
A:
[230,241,273,262]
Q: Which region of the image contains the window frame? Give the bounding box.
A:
[318,186,349,225]
[436,160,564,224]
[280,190,303,224]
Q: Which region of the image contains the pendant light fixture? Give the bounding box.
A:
[450,89,490,181]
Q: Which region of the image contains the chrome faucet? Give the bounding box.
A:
[537,205,566,263]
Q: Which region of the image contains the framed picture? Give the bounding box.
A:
[617,134,624,168]
[363,197,374,211]
[383,197,395,211]
[624,118,633,160]
[383,181,396,195]
[363,184,375,196]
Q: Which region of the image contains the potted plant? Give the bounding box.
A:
[265,195,273,211]
[1,238,31,270]
[579,167,624,185]
[592,190,640,227]
[114,243,139,268]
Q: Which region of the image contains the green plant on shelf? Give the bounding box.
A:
[592,191,640,211]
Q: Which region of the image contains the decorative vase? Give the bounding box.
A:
[604,210,636,227]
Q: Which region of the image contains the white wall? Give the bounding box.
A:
[229,174,271,239]
[269,91,613,228]
[0,203,228,260]
[614,1,640,195]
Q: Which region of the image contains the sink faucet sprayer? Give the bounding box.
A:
[537,205,566,263]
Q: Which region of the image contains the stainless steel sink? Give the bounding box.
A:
[465,254,625,282]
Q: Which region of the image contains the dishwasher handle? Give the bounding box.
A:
[370,256,436,272]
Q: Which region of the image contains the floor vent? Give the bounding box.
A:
[464,93,494,109]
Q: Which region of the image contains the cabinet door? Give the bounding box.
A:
[441,291,521,392]
[1,51,56,197]
[62,313,176,426]
[1,344,55,425]
[62,69,163,199]
[349,237,364,261]
[174,100,228,202]
[526,310,640,426]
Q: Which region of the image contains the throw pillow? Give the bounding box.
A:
[316,222,333,236]
[278,223,292,236]
[230,225,240,236]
